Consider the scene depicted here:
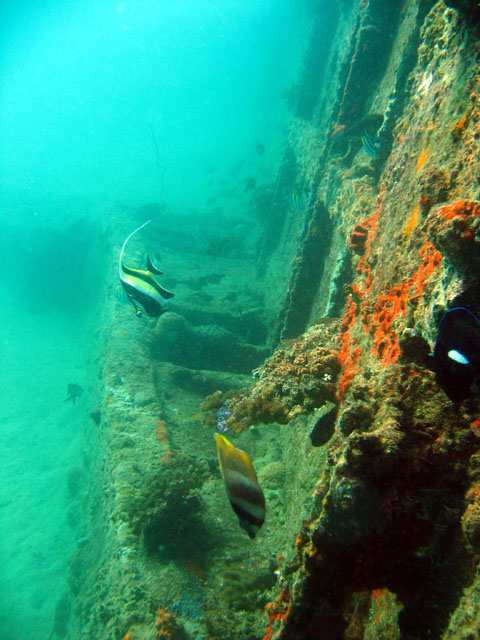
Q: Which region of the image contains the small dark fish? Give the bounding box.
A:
[344,112,384,138]
[118,220,174,318]
[244,177,256,192]
[432,307,480,402]
[89,409,101,425]
[207,272,224,284]
[310,402,337,447]
[215,434,265,539]
[223,291,237,302]
[206,237,232,257]
[255,142,265,156]
[65,383,83,405]
[282,187,307,213]
[361,132,381,158]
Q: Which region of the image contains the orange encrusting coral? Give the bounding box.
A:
[262,586,291,640]
[452,113,467,139]
[337,298,362,403]
[439,199,480,221]
[155,420,173,462]
[414,241,442,296]
[368,241,441,366]
[470,419,480,438]
[337,186,443,398]
[337,345,361,402]
[436,200,480,241]
[339,299,359,352]
[355,186,385,280]
[426,200,480,275]
[456,114,467,130]
[336,188,385,400]
[154,606,179,639]
[370,284,409,365]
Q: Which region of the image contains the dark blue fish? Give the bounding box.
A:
[432,307,480,402]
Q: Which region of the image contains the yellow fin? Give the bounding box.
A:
[214,433,259,485]
[214,433,265,538]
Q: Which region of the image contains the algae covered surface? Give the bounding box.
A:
[3,1,480,639]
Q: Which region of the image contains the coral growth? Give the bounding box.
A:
[367,240,442,366]
[427,200,480,279]
[201,324,340,432]
[361,239,441,368]
[337,180,443,402]
[462,481,480,552]
[349,211,379,257]
[154,420,172,462]
[262,586,291,640]
[124,454,211,560]
[282,361,479,639]
[349,222,370,256]
[451,113,468,141]
[154,605,187,640]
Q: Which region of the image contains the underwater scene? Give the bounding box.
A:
[2,0,480,638]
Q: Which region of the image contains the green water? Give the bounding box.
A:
[0,1,311,637]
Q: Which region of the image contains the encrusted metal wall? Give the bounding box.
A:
[69,2,480,639]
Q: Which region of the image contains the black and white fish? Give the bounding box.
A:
[118,220,174,318]
[342,112,384,159]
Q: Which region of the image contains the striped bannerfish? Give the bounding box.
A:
[214,433,265,539]
[118,220,174,318]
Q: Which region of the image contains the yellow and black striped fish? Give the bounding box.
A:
[214,433,265,539]
[118,220,174,317]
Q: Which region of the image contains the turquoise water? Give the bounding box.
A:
[0,0,307,206]
[0,307,100,639]
[0,2,309,637]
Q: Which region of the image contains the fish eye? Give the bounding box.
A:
[136,309,142,317]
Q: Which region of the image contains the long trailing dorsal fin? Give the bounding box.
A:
[118,220,151,279]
